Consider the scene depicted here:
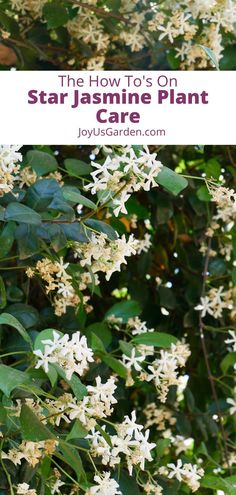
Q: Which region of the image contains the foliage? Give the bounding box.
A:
[0,144,235,495]
[0,1,236,69]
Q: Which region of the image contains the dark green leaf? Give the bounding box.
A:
[156,167,188,196]
[0,222,16,258]
[43,1,69,28]
[62,188,96,209]
[102,355,127,379]
[105,300,141,322]
[5,203,41,225]
[66,419,88,440]
[26,150,57,176]
[64,159,93,177]
[0,277,6,309]
[84,219,118,240]
[220,352,236,375]
[0,312,33,345]
[0,365,31,396]
[20,404,55,440]
[132,332,177,347]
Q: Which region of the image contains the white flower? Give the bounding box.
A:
[168,458,184,481]
[122,348,145,371]
[167,460,204,492]
[51,479,65,494]
[85,472,121,495]
[195,296,214,318]
[74,232,138,281]
[225,331,236,352]
[0,145,22,196]
[34,330,94,380]
[85,146,163,217]
[227,397,236,416]
[16,483,37,495]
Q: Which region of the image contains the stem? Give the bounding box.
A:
[0,351,29,358]
[199,237,231,470]
[51,456,81,487]
[0,266,28,270]
[0,441,14,495]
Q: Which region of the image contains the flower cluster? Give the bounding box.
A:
[2,439,58,467]
[0,145,22,196]
[209,185,236,228]
[85,146,163,216]
[162,459,204,492]
[27,256,92,316]
[145,341,191,403]
[85,472,121,495]
[195,286,234,319]
[34,330,94,380]
[74,232,138,281]
[87,410,156,476]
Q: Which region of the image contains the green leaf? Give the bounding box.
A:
[220,352,236,375]
[64,159,93,177]
[43,1,69,28]
[0,312,33,346]
[156,167,188,196]
[201,475,236,494]
[84,219,118,240]
[91,332,106,353]
[159,286,176,309]
[26,150,57,176]
[106,0,121,11]
[156,438,171,458]
[25,179,60,211]
[132,332,177,347]
[5,203,42,225]
[62,188,96,209]
[0,222,16,258]
[205,158,221,179]
[59,441,86,481]
[86,322,112,348]
[102,355,127,379]
[119,340,133,356]
[197,185,212,202]
[0,277,6,309]
[34,328,62,352]
[115,471,141,495]
[66,419,88,441]
[7,303,39,329]
[105,300,141,323]
[56,366,87,400]
[0,10,20,35]
[0,365,31,396]
[96,423,113,448]
[20,404,55,440]
[198,45,220,70]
